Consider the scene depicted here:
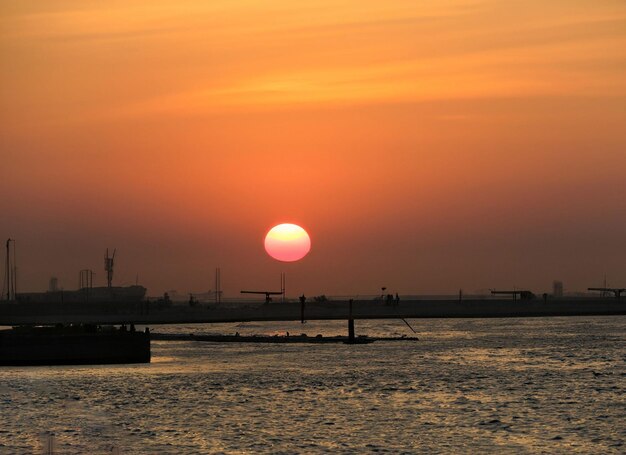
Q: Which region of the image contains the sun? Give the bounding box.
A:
[264,223,311,262]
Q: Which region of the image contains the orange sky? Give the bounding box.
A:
[1,0,625,296]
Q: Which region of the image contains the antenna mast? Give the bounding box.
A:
[104,248,116,288]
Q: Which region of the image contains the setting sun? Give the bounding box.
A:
[1,1,625,452]
[264,223,311,262]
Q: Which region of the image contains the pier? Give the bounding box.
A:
[1,296,625,327]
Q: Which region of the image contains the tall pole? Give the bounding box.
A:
[348,298,355,342]
[215,267,221,304]
[5,239,10,301]
[281,272,285,303]
[3,238,17,301]
[11,239,16,298]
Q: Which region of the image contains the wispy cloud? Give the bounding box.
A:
[1,0,625,126]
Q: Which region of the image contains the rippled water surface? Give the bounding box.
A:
[1,317,624,453]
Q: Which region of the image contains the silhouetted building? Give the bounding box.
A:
[48,277,59,292]
[553,280,563,298]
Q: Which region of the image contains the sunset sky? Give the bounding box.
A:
[1,0,625,297]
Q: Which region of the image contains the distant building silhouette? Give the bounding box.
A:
[553,280,563,298]
[48,277,59,292]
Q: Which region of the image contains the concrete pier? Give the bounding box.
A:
[0,326,150,365]
[1,297,625,326]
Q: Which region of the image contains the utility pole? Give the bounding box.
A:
[281,272,285,303]
[4,239,16,301]
[5,239,10,301]
[215,267,221,304]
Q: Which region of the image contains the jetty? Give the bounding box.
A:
[1,295,624,327]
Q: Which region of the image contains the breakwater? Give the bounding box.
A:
[150,332,420,344]
[1,297,624,326]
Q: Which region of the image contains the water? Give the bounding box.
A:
[1,317,624,453]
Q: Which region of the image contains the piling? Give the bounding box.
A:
[299,294,306,324]
[348,298,355,342]
[348,319,355,342]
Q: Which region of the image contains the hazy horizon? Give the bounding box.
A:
[2,0,625,297]
[1,241,621,298]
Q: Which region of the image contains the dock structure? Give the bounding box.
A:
[0,326,150,366]
[1,293,624,363]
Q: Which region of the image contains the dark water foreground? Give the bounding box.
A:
[0,317,624,453]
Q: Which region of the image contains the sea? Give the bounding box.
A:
[0,316,624,454]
